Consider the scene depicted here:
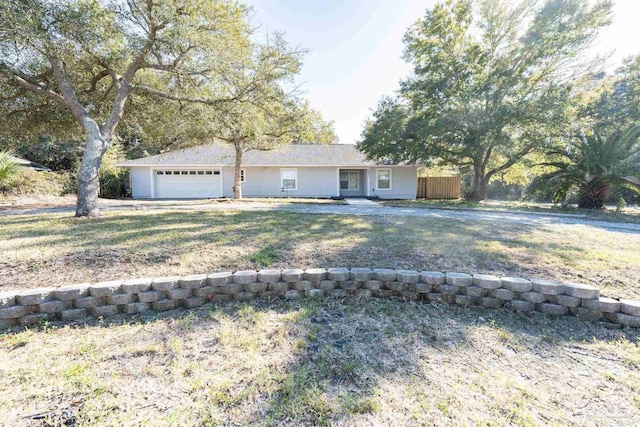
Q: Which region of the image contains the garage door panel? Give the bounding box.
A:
[155,170,221,198]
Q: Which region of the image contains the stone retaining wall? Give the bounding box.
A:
[1,268,639,330]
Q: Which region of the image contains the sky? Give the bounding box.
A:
[243,0,640,145]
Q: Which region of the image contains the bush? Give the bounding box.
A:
[98,141,128,199]
[0,151,19,186]
[0,168,75,196]
[616,196,627,212]
[99,169,128,198]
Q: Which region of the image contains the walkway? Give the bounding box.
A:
[343,198,379,206]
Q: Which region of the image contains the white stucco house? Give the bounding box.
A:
[118,143,418,199]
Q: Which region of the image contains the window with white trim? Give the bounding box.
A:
[340,171,359,190]
[240,168,246,183]
[376,169,391,190]
[281,168,297,190]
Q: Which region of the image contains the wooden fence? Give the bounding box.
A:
[417,176,461,199]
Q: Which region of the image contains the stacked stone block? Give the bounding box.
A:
[0,269,638,330]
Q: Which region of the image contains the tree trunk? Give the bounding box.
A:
[468,163,487,201]
[233,145,243,199]
[578,183,610,209]
[75,119,109,217]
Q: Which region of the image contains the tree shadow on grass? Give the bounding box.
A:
[3,296,638,426]
[2,208,638,298]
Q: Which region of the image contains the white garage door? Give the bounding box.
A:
[154,170,222,198]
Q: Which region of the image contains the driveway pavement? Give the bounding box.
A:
[1,199,639,233]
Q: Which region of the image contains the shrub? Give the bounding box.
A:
[0,168,75,196]
[528,126,640,209]
[99,169,128,198]
[0,151,19,186]
[616,196,627,212]
[98,141,128,199]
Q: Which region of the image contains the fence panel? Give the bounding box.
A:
[417,176,461,199]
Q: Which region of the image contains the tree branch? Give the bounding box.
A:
[132,84,241,105]
[0,62,68,109]
[485,143,535,181]
[85,69,111,93]
[48,54,88,123]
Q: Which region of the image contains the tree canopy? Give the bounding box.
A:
[0,0,272,215]
[191,34,335,198]
[358,0,612,201]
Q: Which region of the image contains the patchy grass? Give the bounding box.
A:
[0,195,345,212]
[251,244,278,268]
[0,298,638,426]
[381,199,640,224]
[1,209,639,299]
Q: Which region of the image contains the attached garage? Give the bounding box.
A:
[154,169,222,199]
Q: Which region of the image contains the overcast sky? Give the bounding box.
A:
[243,0,640,145]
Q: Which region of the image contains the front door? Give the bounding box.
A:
[339,170,363,197]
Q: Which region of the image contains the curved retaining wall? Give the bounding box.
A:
[1,268,639,330]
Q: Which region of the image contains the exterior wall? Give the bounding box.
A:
[130,167,152,198]
[224,166,339,198]
[371,167,417,199]
[2,269,636,330]
[130,165,418,199]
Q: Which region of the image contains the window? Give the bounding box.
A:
[181,171,188,175]
[281,168,297,190]
[189,171,196,175]
[165,171,172,175]
[340,171,359,190]
[197,171,204,175]
[376,169,391,190]
[156,171,164,175]
[205,171,212,175]
[240,169,246,183]
[173,171,180,175]
[213,171,220,176]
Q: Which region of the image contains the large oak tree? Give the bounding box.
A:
[0,0,251,216]
[358,0,612,201]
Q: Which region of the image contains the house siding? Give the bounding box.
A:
[225,166,338,198]
[130,166,152,198]
[127,165,417,200]
[371,166,417,199]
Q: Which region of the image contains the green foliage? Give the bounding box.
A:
[190,32,336,198]
[250,245,278,267]
[616,196,627,213]
[99,142,127,199]
[0,151,19,185]
[0,168,75,196]
[358,0,612,201]
[12,135,84,171]
[528,126,640,209]
[0,0,255,214]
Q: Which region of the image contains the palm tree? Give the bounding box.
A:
[0,151,19,187]
[528,126,640,209]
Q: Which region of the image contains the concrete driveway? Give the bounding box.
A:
[1,199,639,233]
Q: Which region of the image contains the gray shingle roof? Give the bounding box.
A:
[118,143,404,167]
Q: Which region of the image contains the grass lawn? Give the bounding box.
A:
[381,199,640,224]
[2,209,640,425]
[1,297,638,426]
[0,195,345,211]
[1,209,639,299]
